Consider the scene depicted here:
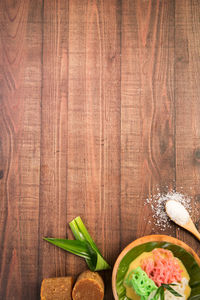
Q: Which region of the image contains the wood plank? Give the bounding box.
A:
[67,1,121,298]
[121,0,175,248]
[38,0,69,283]
[0,1,42,299]
[95,1,121,298]
[175,0,200,254]
[67,0,88,276]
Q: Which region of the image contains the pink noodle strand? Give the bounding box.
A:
[141,249,183,286]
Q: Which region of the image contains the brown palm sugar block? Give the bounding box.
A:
[72,270,104,300]
[41,277,73,300]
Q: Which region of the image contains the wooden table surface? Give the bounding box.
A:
[1,0,200,299]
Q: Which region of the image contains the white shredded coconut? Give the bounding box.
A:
[164,277,188,299]
[148,277,188,299]
[166,200,190,226]
[145,190,192,231]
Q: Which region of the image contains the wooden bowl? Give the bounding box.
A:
[112,235,200,300]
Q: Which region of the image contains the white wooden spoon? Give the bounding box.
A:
[165,200,200,241]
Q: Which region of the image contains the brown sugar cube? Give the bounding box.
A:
[72,270,104,300]
[41,277,73,300]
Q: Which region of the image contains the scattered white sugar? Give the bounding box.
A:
[166,200,190,226]
[145,190,192,231]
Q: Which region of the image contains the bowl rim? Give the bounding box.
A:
[112,234,200,300]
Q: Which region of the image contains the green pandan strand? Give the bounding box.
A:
[124,267,158,300]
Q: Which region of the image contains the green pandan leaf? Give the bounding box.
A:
[43,238,93,260]
[160,287,165,300]
[162,284,182,297]
[153,284,182,300]
[116,241,200,300]
[44,216,110,271]
[154,286,163,300]
[69,216,111,271]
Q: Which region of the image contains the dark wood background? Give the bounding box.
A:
[0,0,200,299]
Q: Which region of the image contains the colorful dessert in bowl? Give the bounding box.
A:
[112,235,200,300]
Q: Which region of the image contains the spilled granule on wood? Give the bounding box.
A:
[144,191,192,231]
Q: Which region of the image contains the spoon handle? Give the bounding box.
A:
[184,219,200,241]
[191,227,200,241]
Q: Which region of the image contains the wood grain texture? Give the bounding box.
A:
[0,1,41,299]
[121,0,175,248]
[67,1,121,298]
[0,0,200,299]
[38,0,69,282]
[175,0,200,254]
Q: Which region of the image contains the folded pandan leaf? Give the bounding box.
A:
[116,241,200,300]
[69,216,110,271]
[44,216,110,271]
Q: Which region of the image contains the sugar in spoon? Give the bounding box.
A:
[165,200,200,241]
